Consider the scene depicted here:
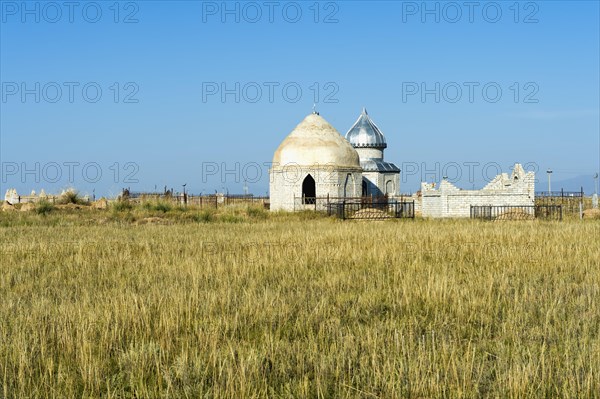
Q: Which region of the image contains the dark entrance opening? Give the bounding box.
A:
[302,174,316,204]
[362,180,368,196]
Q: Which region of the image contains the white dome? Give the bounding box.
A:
[272,113,361,169]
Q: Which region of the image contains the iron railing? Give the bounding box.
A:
[470,205,562,221]
[327,200,415,220]
[293,195,394,211]
[535,188,584,197]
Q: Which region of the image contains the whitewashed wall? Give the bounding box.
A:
[269,166,362,211]
[421,164,535,218]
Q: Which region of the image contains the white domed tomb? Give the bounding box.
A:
[270,112,363,211]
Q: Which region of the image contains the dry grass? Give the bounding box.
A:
[0,207,599,398]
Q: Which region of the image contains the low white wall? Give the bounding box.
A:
[421,163,535,218]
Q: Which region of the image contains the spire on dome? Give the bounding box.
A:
[345,108,387,149]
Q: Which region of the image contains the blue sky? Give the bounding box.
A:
[1,0,599,197]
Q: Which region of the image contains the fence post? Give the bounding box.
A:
[560,205,563,221]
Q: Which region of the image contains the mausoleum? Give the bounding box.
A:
[269,112,363,211]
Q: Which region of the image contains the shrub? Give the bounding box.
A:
[59,190,86,205]
[35,200,54,215]
[112,200,133,212]
[196,209,215,222]
[153,202,172,213]
[141,201,173,213]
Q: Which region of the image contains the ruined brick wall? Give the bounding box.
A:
[421,163,535,218]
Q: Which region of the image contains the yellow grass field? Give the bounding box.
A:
[1,205,599,398]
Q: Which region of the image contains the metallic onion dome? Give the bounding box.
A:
[345,108,387,149]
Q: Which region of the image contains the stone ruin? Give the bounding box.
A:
[420,163,535,218]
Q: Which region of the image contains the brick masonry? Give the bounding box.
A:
[420,163,535,218]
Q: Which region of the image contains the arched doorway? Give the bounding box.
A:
[385,180,394,195]
[302,174,316,204]
[362,180,368,197]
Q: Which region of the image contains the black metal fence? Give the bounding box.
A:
[293,195,395,211]
[327,200,415,220]
[535,188,584,198]
[535,188,585,215]
[470,205,562,221]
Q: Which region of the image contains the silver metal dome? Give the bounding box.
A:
[345,108,387,149]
